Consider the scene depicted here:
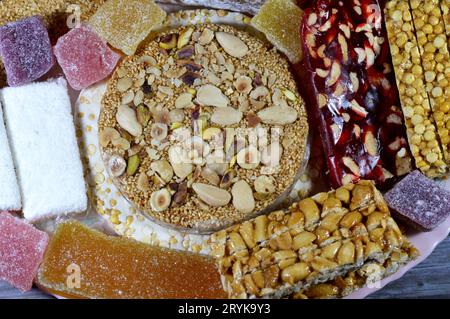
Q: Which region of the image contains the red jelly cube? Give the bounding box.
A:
[54,26,120,90]
[300,0,412,188]
[0,212,49,292]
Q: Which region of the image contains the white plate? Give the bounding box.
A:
[50,9,450,299]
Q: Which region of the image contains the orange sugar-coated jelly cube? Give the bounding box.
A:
[36,221,226,299]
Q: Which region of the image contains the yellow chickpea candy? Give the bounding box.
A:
[385,0,447,175]
[410,0,450,166]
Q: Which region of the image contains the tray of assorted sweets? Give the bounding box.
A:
[0,0,449,299]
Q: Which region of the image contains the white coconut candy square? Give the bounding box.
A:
[0,102,21,211]
[0,78,87,222]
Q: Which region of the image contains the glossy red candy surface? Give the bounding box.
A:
[301,0,412,188]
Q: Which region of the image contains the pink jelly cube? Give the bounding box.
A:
[54,26,121,90]
[0,212,49,292]
[0,16,55,87]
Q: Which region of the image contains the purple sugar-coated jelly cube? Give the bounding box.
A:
[54,26,120,90]
[0,16,54,87]
[384,171,450,231]
[0,212,49,292]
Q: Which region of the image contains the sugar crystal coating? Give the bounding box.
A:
[0,16,54,86]
[0,212,49,292]
[384,171,450,231]
[251,0,304,64]
[54,25,120,90]
[37,220,226,298]
[88,0,166,55]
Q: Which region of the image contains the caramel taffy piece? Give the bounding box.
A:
[37,221,226,299]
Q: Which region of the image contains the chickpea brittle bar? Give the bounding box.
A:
[384,0,448,177]
[409,0,450,164]
[211,181,416,299]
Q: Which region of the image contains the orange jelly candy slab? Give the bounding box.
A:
[36,221,226,299]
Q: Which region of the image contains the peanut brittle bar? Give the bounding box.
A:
[211,180,416,299]
[292,242,418,299]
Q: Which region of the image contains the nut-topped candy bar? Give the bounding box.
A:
[211,180,416,299]
[99,23,309,232]
[409,0,450,164]
[384,0,447,177]
[292,242,418,299]
[301,0,412,188]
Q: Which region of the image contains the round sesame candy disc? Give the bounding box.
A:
[98,19,309,233]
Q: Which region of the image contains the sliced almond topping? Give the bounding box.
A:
[338,34,348,63]
[364,131,378,156]
[318,94,328,108]
[342,157,361,176]
[326,61,341,87]
[316,68,330,78]
[350,100,368,118]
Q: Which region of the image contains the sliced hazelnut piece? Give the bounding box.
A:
[108,155,126,177]
[99,127,120,147]
[237,146,260,169]
[150,188,172,212]
[234,76,253,94]
[249,86,269,100]
[112,137,131,150]
[150,160,174,184]
[254,175,276,194]
[150,123,168,142]
[137,173,149,191]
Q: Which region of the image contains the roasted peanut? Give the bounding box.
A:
[281,263,310,285]
[298,198,320,225]
[292,231,317,250]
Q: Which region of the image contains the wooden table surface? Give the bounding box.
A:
[1,236,449,299]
